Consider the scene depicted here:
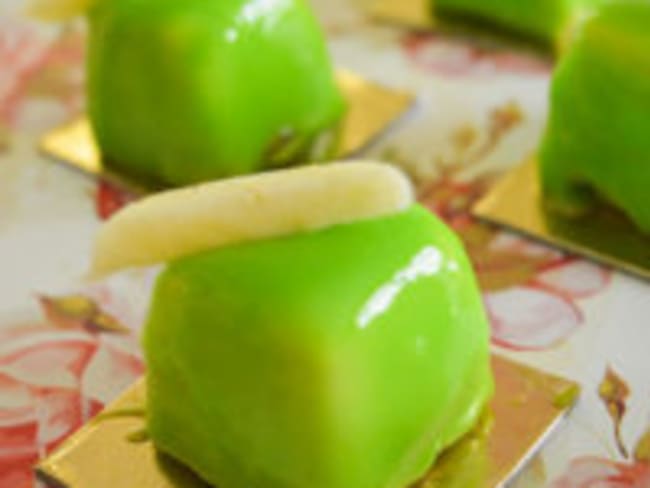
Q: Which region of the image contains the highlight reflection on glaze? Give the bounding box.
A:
[357,246,443,329]
[238,0,291,24]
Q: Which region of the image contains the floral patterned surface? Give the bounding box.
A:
[0,1,649,486]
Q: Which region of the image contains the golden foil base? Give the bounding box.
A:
[370,0,435,31]
[39,70,413,190]
[36,356,579,487]
[473,159,650,280]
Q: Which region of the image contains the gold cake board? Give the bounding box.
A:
[370,0,435,31]
[37,356,579,487]
[473,159,650,281]
[39,70,414,193]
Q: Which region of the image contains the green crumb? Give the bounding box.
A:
[127,428,151,443]
[553,384,581,409]
[94,406,147,423]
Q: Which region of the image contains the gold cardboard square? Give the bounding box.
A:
[39,70,413,188]
[36,356,579,488]
[473,159,650,280]
[370,0,435,31]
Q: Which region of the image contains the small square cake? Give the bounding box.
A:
[86,0,345,186]
[144,206,492,488]
[540,1,650,234]
[92,162,494,488]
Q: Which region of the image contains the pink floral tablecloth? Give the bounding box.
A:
[1,1,649,486]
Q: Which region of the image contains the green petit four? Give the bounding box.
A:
[144,205,492,488]
[85,0,345,186]
[540,1,650,234]
[91,162,494,488]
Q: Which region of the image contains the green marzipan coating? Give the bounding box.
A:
[144,205,494,488]
[87,0,346,187]
[540,1,650,234]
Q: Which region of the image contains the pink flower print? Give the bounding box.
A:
[533,260,613,300]
[0,331,96,486]
[0,20,85,143]
[0,374,38,488]
[0,334,98,388]
[0,22,53,134]
[463,219,609,352]
[488,231,563,262]
[82,341,145,406]
[485,284,583,351]
[549,457,650,488]
[79,268,160,334]
[0,325,144,487]
[419,173,613,351]
[401,33,551,77]
[95,180,137,221]
[485,257,611,351]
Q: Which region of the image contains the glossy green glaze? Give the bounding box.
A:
[540,1,650,234]
[144,205,493,488]
[433,0,604,46]
[86,0,345,187]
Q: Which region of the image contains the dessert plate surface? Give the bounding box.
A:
[473,159,650,281]
[39,70,414,193]
[37,356,579,488]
